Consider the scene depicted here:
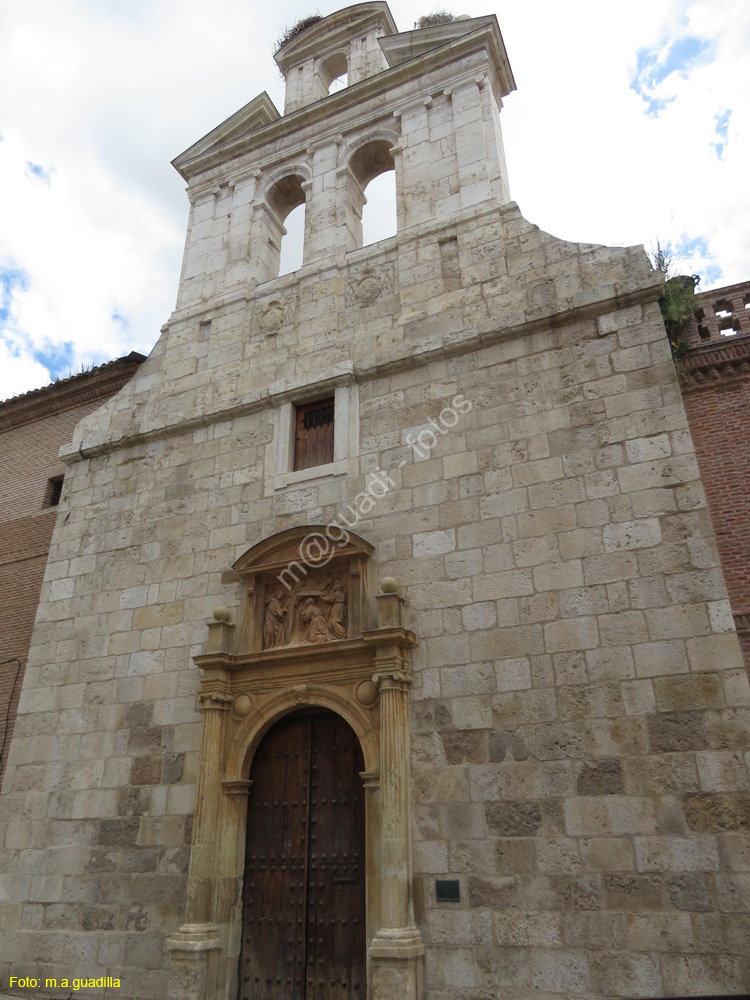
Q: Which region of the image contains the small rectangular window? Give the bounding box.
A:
[294,397,335,471]
[44,475,64,507]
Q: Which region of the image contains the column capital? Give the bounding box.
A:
[197,690,233,711]
[373,666,412,690]
[359,768,380,790]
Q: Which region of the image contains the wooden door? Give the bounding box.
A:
[239,711,366,1000]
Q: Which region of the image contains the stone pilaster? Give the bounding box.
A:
[363,582,424,1000]
[166,612,234,1000]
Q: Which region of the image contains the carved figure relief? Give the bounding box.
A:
[323,586,347,639]
[261,572,348,649]
[234,525,372,654]
[300,597,331,643]
[263,591,288,648]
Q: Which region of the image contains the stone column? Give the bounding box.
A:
[167,611,234,1000]
[375,669,412,930]
[363,581,424,1000]
[218,778,253,1000]
[185,688,232,926]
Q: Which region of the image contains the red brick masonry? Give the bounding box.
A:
[679,280,750,673]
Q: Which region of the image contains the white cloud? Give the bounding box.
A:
[0,0,748,400]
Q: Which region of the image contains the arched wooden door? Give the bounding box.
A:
[239,710,366,1000]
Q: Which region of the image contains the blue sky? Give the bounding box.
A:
[630,35,713,116]
[0,0,748,399]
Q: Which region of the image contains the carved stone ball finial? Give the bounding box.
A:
[380,578,399,594]
[213,607,231,622]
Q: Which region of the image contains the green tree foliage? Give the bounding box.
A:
[651,240,700,364]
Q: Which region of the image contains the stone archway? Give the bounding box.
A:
[166,527,424,1000]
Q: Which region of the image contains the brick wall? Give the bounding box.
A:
[682,278,750,348]
[680,331,750,672]
[0,356,144,786]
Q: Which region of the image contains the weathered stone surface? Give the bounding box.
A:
[683,793,750,833]
[130,756,163,785]
[647,711,708,752]
[487,729,528,762]
[97,818,139,847]
[467,875,519,908]
[603,874,666,911]
[485,801,542,837]
[576,758,624,796]
[81,904,117,930]
[666,873,713,912]
[1,4,747,996]
[590,951,663,997]
[162,753,185,785]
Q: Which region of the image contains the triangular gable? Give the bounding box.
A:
[172,92,281,180]
[379,16,515,97]
[274,2,397,76]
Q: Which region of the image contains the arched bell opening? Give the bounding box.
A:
[344,140,397,250]
[253,172,309,282]
[319,50,349,94]
[269,174,307,278]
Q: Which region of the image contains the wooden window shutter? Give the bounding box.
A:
[294,397,335,471]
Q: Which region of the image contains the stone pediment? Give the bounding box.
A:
[172,92,281,180]
[274,2,397,75]
[233,525,373,576]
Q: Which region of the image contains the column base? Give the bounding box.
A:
[166,924,221,1000]
[369,927,424,1000]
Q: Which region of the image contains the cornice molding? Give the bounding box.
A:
[60,257,663,466]
[679,334,750,391]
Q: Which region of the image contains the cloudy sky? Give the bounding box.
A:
[0,0,747,400]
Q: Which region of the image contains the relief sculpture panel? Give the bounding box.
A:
[262,571,348,648]
[232,526,373,654]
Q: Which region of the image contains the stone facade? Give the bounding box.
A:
[0,354,145,789]
[1,5,750,999]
